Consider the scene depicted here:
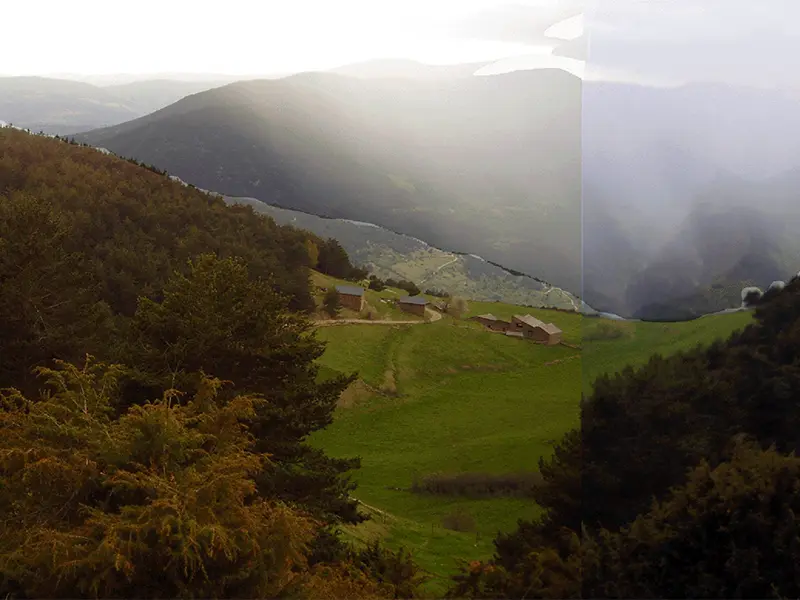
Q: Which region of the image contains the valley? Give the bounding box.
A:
[306,289,754,592]
[3,33,800,593]
[230,197,582,310]
[8,69,800,323]
[74,69,583,293]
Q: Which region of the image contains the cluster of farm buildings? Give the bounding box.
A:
[334,285,564,345]
[470,313,562,345]
[335,285,428,316]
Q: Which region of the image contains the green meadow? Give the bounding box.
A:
[582,310,754,393]
[309,296,755,592]
[310,271,425,321]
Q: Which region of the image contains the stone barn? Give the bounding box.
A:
[471,314,510,332]
[335,285,365,312]
[397,295,428,316]
[510,315,563,345]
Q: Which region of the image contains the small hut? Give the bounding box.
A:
[397,295,428,316]
[335,285,365,311]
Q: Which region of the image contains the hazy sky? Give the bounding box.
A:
[0,0,575,77]
[2,0,795,90]
[586,0,800,90]
[473,1,799,90]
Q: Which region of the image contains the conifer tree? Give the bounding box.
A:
[323,288,341,317]
[123,254,361,524]
[582,442,800,599]
[0,358,317,598]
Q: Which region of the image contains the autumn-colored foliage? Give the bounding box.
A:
[0,129,421,598]
[0,359,316,597]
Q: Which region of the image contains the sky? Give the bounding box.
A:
[585,0,800,90]
[0,0,578,77]
[1,0,796,91]
[473,1,800,90]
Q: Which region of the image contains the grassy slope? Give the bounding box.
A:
[582,310,754,393]
[311,304,581,590]
[464,301,582,342]
[310,271,424,321]
[311,301,753,591]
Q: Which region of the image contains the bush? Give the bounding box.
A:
[350,542,428,598]
[324,288,341,317]
[411,471,543,498]
[385,278,421,296]
[0,360,320,599]
[350,266,369,281]
[443,296,469,320]
[402,281,422,296]
[442,508,476,532]
[583,321,631,341]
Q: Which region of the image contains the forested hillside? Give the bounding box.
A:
[76,69,582,292]
[455,277,800,598]
[0,128,422,598]
[4,126,799,598]
[0,128,348,388]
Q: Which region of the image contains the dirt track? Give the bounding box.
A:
[314,308,442,327]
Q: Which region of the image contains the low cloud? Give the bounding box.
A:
[446,0,800,90]
[587,0,800,90]
[443,1,584,47]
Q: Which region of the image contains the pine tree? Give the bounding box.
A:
[122,254,361,524]
[0,192,114,393]
[0,358,318,598]
[323,288,341,318]
[583,442,800,599]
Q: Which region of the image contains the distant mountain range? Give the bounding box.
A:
[41,72,270,86]
[37,63,800,320]
[0,76,230,135]
[327,59,491,80]
[75,68,583,293]
[1,60,493,136]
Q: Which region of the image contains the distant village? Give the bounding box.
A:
[333,284,563,345]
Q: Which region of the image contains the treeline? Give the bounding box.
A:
[366,274,422,296]
[743,281,791,308]
[452,275,800,598]
[313,237,369,282]
[411,472,542,499]
[0,128,423,598]
[424,288,450,298]
[20,127,370,285]
[52,131,175,178]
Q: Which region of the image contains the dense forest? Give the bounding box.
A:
[0,128,420,598]
[453,275,800,598]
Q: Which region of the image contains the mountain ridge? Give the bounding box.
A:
[75,68,583,292]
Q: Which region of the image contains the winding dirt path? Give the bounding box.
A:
[418,253,459,285]
[543,284,579,312]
